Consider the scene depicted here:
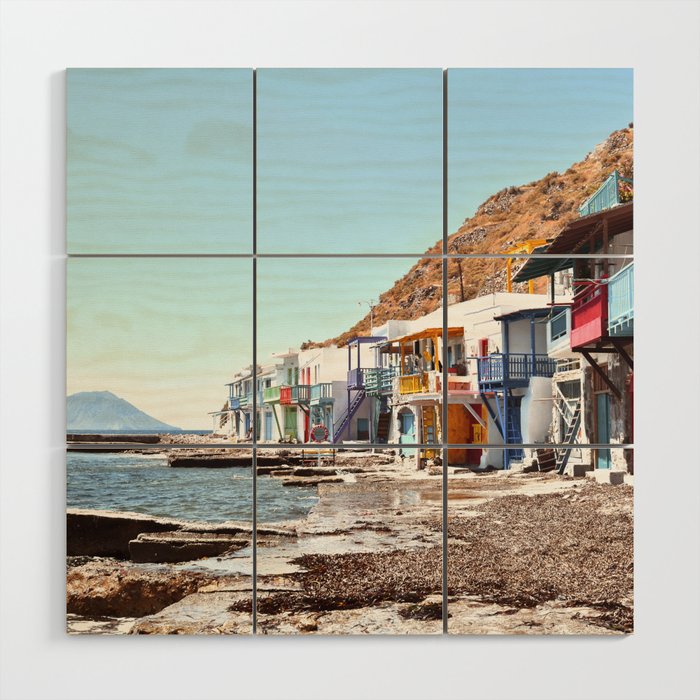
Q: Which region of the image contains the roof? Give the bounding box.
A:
[385,327,465,345]
[348,335,387,346]
[514,202,633,283]
[494,308,553,322]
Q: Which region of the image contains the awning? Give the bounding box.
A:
[514,202,633,283]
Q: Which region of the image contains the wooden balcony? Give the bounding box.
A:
[364,366,398,395]
[608,263,634,337]
[310,382,333,404]
[399,372,431,395]
[280,385,310,405]
[579,170,633,216]
[477,353,557,390]
[263,385,282,403]
[570,281,608,349]
[546,306,572,355]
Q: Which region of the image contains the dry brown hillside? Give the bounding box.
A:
[319,126,633,349]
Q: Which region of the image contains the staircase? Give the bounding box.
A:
[556,398,582,474]
[332,389,366,444]
[504,394,524,465]
[376,411,391,443]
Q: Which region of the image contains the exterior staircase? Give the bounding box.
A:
[556,398,582,474]
[504,394,524,465]
[332,389,366,444]
[375,411,391,443]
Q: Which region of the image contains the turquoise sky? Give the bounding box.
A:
[67,69,253,253]
[257,69,443,253]
[67,258,252,429]
[67,68,632,427]
[448,68,633,232]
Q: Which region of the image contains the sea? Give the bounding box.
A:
[66,451,319,523]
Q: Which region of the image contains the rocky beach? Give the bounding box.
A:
[67,447,633,635]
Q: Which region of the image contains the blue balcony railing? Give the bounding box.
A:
[579,170,633,217]
[546,307,572,354]
[477,353,557,389]
[310,382,333,403]
[347,367,372,389]
[364,366,398,394]
[608,263,634,337]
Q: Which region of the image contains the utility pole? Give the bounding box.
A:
[359,299,377,335]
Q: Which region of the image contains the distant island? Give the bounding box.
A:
[67,391,180,432]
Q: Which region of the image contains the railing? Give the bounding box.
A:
[364,366,398,394]
[237,393,251,409]
[579,170,633,217]
[290,385,310,404]
[228,396,241,410]
[477,353,557,388]
[608,263,634,337]
[279,385,310,404]
[570,281,608,349]
[347,367,372,389]
[310,382,333,403]
[263,385,282,403]
[398,372,430,395]
[547,307,572,354]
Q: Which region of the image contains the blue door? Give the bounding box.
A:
[399,411,416,456]
[596,394,611,468]
[264,412,273,441]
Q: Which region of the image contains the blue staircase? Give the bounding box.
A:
[332,389,366,443]
[504,395,524,464]
[556,398,582,474]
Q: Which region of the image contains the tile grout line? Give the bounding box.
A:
[65,252,635,260]
[442,68,449,636]
[252,68,257,635]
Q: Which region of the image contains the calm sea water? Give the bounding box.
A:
[66,452,318,523]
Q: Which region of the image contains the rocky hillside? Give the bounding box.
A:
[325,126,633,347]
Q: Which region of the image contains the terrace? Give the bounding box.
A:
[310,382,334,404]
[477,353,557,390]
[608,262,634,337]
[546,306,572,356]
[579,170,633,216]
[280,385,310,405]
[570,281,608,349]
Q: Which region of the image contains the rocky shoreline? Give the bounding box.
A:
[67,450,633,635]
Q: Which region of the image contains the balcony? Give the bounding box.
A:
[263,385,282,404]
[280,385,310,405]
[228,396,241,410]
[347,367,372,390]
[547,307,572,355]
[364,366,398,395]
[570,281,608,349]
[608,263,634,337]
[477,353,557,390]
[398,372,432,395]
[310,382,334,404]
[579,170,633,217]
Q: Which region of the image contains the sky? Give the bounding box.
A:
[67,69,253,253]
[67,68,632,427]
[448,68,633,232]
[257,69,443,253]
[67,258,252,430]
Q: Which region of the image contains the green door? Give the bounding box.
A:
[284,408,297,439]
[596,394,611,468]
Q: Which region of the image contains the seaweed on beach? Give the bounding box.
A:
[252,481,633,632]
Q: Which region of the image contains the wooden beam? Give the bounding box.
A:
[611,339,634,369]
[580,350,621,400]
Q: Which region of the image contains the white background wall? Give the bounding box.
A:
[1,3,699,700]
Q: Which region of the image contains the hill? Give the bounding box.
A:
[66,391,180,432]
[323,126,633,347]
